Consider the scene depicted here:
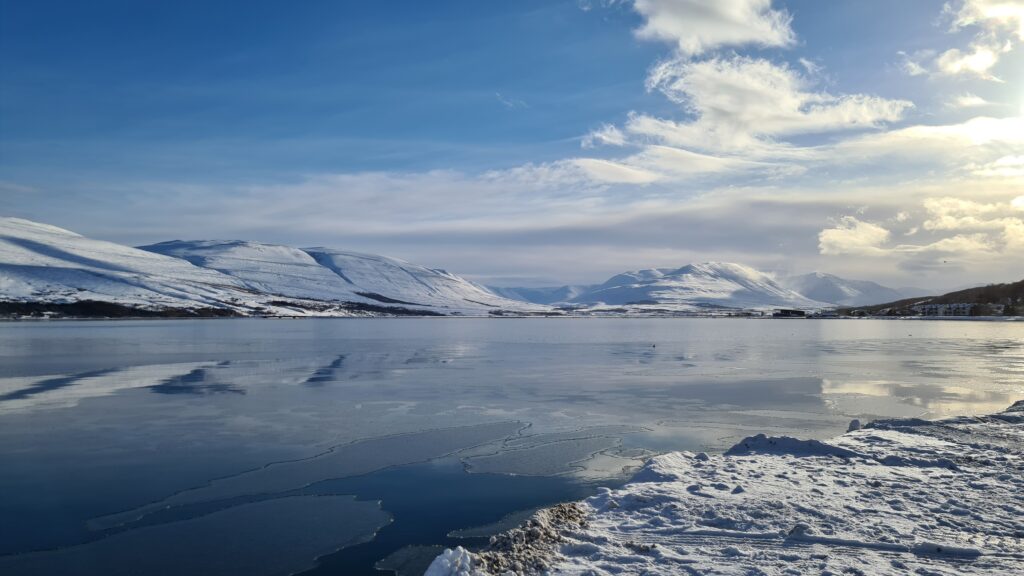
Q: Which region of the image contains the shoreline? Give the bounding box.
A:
[2,311,1022,322]
[427,401,1024,575]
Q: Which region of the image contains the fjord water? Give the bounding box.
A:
[1,318,1022,575]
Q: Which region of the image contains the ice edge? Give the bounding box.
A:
[426,400,1024,575]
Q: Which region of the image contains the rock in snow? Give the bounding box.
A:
[427,402,1024,575]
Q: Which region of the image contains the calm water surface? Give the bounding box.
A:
[1,318,1022,575]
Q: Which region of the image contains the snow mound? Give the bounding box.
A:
[424,547,484,576]
[430,401,1024,575]
[723,433,865,458]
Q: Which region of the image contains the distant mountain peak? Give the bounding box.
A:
[570,261,829,311]
[778,272,923,307]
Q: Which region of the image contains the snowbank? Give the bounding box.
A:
[427,401,1024,575]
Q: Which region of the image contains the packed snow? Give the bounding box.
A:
[427,401,1024,575]
[0,218,546,316]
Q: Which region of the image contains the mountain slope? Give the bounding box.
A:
[841,278,1024,316]
[304,247,526,310]
[571,262,829,311]
[0,218,546,317]
[0,218,260,313]
[140,238,539,312]
[488,285,595,305]
[779,272,908,307]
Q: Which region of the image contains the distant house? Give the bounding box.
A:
[913,303,974,316]
[773,309,806,318]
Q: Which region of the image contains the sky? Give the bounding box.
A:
[1,0,1022,289]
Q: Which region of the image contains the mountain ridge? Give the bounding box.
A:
[564,262,831,311]
[494,269,933,308]
[0,218,546,317]
[2,217,960,317]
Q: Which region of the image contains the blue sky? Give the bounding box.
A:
[2,0,1023,287]
[1,1,662,179]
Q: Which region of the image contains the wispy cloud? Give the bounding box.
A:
[495,92,529,110]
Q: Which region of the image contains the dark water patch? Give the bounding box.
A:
[0,496,389,576]
[88,421,525,531]
[299,458,613,576]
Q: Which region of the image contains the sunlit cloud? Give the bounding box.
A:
[946,0,1024,41]
[947,92,994,108]
[819,217,892,256]
[632,0,794,55]
[904,0,1024,80]
[934,42,1007,80]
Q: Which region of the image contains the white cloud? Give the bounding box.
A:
[947,92,993,107]
[818,217,891,256]
[906,0,1023,79]
[946,0,1024,40]
[495,92,529,110]
[817,194,1024,274]
[922,197,1005,230]
[934,42,1007,80]
[643,57,911,146]
[833,116,1024,170]
[898,50,933,76]
[798,57,821,75]
[569,158,662,184]
[632,0,794,55]
[576,55,912,180]
[581,124,627,148]
[895,233,994,256]
[970,155,1024,177]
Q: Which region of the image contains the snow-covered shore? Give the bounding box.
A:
[427,401,1024,575]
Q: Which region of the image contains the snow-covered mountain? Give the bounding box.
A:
[568,262,830,311]
[0,218,263,313]
[0,218,546,317]
[141,239,535,312]
[488,284,594,305]
[778,272,910,307]
[494,268,922,309]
